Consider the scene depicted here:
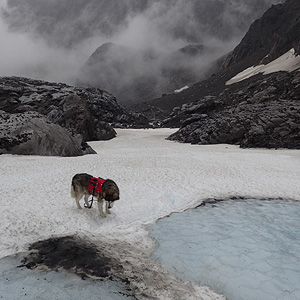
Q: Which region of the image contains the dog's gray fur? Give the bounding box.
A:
[71,173,119,217]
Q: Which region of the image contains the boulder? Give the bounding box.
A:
[0,111,95,156]
[0,76,150,156]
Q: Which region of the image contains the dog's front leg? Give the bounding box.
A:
[97,198,106,217]
[106,201,112,214]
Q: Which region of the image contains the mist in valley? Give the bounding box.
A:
[0,0,283,104]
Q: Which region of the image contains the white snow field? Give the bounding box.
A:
[0,128,300,299]
[226,48,300,85]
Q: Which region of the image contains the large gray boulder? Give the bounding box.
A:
[0,111,95,156]
[0,76,149,156]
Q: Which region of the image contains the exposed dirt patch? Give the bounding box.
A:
[20,236,115,279]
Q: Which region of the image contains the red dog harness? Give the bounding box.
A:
[88,177,106,194]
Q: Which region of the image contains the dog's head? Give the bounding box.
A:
[102,180,120,209]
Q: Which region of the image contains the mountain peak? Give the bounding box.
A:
[223,0,300,71]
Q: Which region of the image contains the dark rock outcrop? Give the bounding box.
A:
[167,70,300,149]
[0,111,95,156]
[0,76,148,156]
[22,236,115,279]
[223,0,300,69]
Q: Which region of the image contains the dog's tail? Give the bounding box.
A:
[70,183,76,199]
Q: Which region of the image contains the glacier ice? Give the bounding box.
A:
[0,253,133,300]
[149,199,300,300]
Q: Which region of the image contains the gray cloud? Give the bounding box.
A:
[0,0,283,101]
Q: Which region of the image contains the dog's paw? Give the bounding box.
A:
[100,213,107,218]
[106,209,111,214]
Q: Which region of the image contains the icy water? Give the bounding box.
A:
[149,199,300,300]
[0,254,133,300]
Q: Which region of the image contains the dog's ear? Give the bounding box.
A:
[113,192,119,200]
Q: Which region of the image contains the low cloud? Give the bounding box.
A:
[0,0,283,101]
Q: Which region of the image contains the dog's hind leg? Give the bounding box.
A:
[74,191,84,209]
[75,194,84,209]
[97,199,106,217]
[84,194,90,208]
[71,185,83,209]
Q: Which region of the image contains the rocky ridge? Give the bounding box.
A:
[166,70,300,149]
[223,0,300,69]
[0,77,148,156]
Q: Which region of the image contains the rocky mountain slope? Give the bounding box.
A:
[146,0,300,149]
[144,0,299,115]
[0,77,148,156]
[223,0,300,69]
[167,70,300,149]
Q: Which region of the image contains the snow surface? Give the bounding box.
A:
[174,85,189,93]
[149,199,300,300]
[1,129,300,299]
[226,48,300,85]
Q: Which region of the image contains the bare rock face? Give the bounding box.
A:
[0,76,149,156]
[48,93,116,141]
[223,0,300,70]
[0,111,95,156]
[166,71,300,149]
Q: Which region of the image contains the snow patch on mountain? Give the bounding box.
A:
[174,85,189,93]
[226,48,300,85]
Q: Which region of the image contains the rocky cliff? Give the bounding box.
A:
[0,77,148,156]
[223,0,300,69]
[166,70,300,149]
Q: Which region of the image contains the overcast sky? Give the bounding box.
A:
[0,0,283,86]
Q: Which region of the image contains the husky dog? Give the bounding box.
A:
[71,173,119,217]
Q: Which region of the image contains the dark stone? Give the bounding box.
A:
[0,76,149,156]
[0,111,95,156]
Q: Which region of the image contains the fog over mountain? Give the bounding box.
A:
[0,0,283,103]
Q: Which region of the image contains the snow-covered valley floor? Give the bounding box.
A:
[0,128,300,299]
